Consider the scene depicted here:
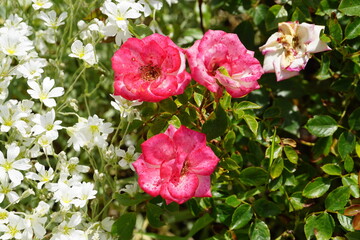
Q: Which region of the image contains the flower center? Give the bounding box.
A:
[0,211,8,220]
[181,160,190,176]
[139,64,161,81]
[8,226,19,237]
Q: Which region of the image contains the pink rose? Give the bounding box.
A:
[132,125,219,204]
[185,30,264,98]
[259,21,331,81]
[112,34,191,102]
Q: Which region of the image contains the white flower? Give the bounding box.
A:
[117,145,140,171]
[259,21,331,81]
[103,21,132,45]
[27,77,64,108]
[0,14,32,37]
[138,0,163,17]
[59,156,90,176]
[0,143,31,185]
[16,59,47,80]
[0,80,10,103]
[111,94,142,118]
[32,109,62,139]
[73,182,97,208]
[69,40,97,65]
[51,213,87,240]
[38,10,67,28]
[0,30,34,57]
[0,208,9,224]
[32,0,53,10]
[0,55,15,81]
[52,182,77,209]
[0,179,20,204]
[0,214,26,239]
[101,0,141,31]
[0,100,30,134]
[23,211,47,240]
[26,163,54,189]
[119,183,138,196]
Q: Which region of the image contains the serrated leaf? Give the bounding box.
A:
[342,175,360,198]
[316,54,331,80]
[252,4,268,25]
[325,186,350,211]
[265,5,288,31]
[111,212,137,240]
[230,204,253,229]
[304,213,335,240]
[289,192,305,212]
[223,130,236,152]
[345,18,360,39]
[194,92,203,107]
[344,155,354,173]
[243,115,258,135]
[303,177,331,199]
[249,219,270,240]
[338,213,354,231]
[306,115,338,137]
[339,0,360,16]
[284,146,298,164]
[329,16,343,43]
[321,164,342,176]
[239,167,269,186]
[225,195,241,208]
[338,132,356,159]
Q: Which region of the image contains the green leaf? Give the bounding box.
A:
[150,118,167,135]
[249,219,271,240]
[346,232,360,240]
[225,195,241,208]
[356,143,360,157]
[251,4,268,25]
[304,212,335,240]
[202,105,228,140]
[306,115,338,137]
[342,175,360,198]
[129,23,153,38]
[337,213,354,231]
[348,107,360,130]
[345,18,360,39]
[239,167,269,186]
[316,55,331,80]
[325,186,350,211]
[328,16,343,43]
[236,101,262,110]
[338,132,356,159]
[115,193,152,206]
[270,157,284,179]
[223,130,236,152]
[321,163,342,176]
[284,146,298,164]
[111,212,137,240]
[185,213,213,238]
[316,0,339,16]
[289,192,305,212]
[146,203,165,228]
[303,177,331,199]
[265,5,288,31]
[253,199,281,218]
[312,136,333,158]
[243,115,258,135]
[230,204,253,230]
[344,155,354,173]
[339,0,360,16]
[194,92,203,107]
[263,106,281,119]
[159,99,177,114]
[291,7,309,22]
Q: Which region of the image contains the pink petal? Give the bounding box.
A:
[149,75,178,97]
[132,156,161,197]
[167,173,199,202]
[141,133,175,165]
[140,40,166,66]
[164,125,177,138]
[187,145,219,175]
[161,45,182,74]
[194,175,212,198]
[173,126,206,155]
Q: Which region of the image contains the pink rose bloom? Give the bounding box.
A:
[185,30,264,98]
[259,21,331,81]
[112,34,191,102]
[132,125,219,204]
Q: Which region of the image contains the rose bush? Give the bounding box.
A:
[132,125,219,204]
[112,33,191,102]
[185,30,264,98]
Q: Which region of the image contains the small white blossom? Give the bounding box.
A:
[0,30,34,57]
[32,0,53,10]
[50,213,87,240]
[73,182,97,208]
[0,179,20,204]
[38,10,67,28]
[27,77,64,108]
[117,145,139,171]
[69,40,97,65]
[111,94,142,118]
[32,109,62,139]
[16,59,47,80]
[0,214,26,239]
[26,163,54,189]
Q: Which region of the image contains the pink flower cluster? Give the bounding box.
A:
[132,125,219,204]
[112,30,263,102]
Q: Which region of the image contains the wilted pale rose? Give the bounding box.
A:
[132,125,219,204]
[112,34,191,102]
[259,21,331,81]
[185,30,264,98]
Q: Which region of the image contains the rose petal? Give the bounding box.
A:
[141,133,175,165]
[133,156,161,197]
[173,126,206,155]
[194,175,212,198]
[187,146,219,175]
